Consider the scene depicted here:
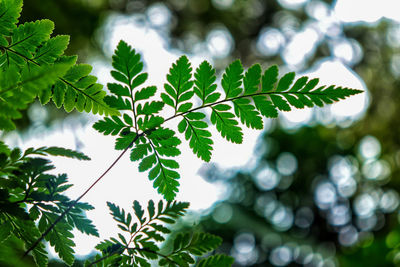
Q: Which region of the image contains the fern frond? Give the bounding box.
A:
[0,19,54,67]
[0,63,70,130]
[94,40,362,201]
[1,150,99,266]
[0,0,22,39]
[91,200,190,266]
[24,146,91,160]
[0,3,116,117]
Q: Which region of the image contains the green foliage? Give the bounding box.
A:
[0,0,117,130]
[0,141,97,266]
[89,200,231,267]
[94,40,362,201]
[197,254,235,267]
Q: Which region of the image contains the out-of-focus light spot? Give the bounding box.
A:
[280,108,312,128]
[386,231,400,248]
[293,245,313,264]
[270,245,292,266]
[278,0,308,10]
[337,177,357,197]
[356,214,377,231]
[234,232,255,254]
[212,203,233,223]
[328,204,350,226]
[271,205,294,231]
[354,194,376,218]
[331,38,363,66]
[264,198,278,218]
[380,190,399,212]
[329,156,358,197]
[146,3,172,27]
[232,232,258,265]
[338,225,358,246]
[256,28,285,56]
[315,181,337,209]
[255,193,276,216]
[169,0,188,10]
[276,152,298,176]
[390,54,400,77]
[362,159,391,181]
[282,27,320,67]
[294,207,314,228]
[322,259,336,267]
[329,156,355,182]
[28,102,48,124]
[359,135,381,159]
[306,0,329,20]
[254,165,281,191]
[211,0,234,10]
[387,24,400,48]
[334,0,400,23]
[206,27,234,58]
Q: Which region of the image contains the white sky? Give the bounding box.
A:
[7,0,399,258]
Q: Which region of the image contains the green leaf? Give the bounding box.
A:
[133,200,146,224]
[1,19,54,67]
[186,232,222,256]
[130,143,151,161]
[68,212,99,237]
[93,115,128,136]
[137,101,164,115]
[289,76,308,92]
[193,61,218,105]
[139,154,157,172]
[197,254,234,267]
[112,40,146,89]
[29,146,91,160]
[221,60,243,98]
[276,71,295,92]
[163,56,194,112]
[34,35,70,65]
[243,64,261,95]
[108,83,130,97]
[270,95,291,111]
[233,98,263,129]
[0,0,22,36]
[253,96,278,118]
[115,132,137,150]
[0,63,70,130]
[180,116,213,162]
[135,86,157,101]
[211,107,243,144]
[261,65,278,92]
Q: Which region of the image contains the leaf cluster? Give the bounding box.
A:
[0,141,98,266]
[88,200,233,267]
[94,40,362,201]
[0,0,117,130]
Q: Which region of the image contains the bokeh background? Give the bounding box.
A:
[6,0,400,266]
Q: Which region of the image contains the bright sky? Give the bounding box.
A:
[7,0,399,258]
